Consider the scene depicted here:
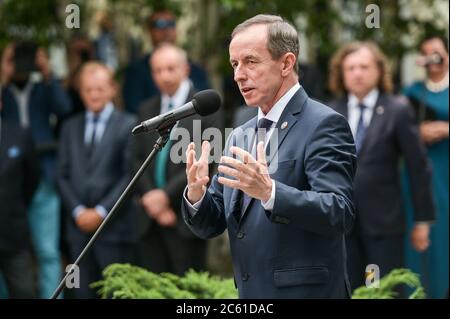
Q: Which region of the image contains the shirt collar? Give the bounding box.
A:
[257,82,301,124]
[86,102,114,122]
[348,88,379,109]
[10,80,34,96]
[161,79,191,109]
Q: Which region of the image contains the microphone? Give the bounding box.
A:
[132,89,222,135]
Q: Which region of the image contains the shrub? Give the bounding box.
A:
[91,264,238,299]
[92,264,425,299]
[352,268,426,299]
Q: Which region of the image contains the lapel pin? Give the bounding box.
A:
[376,105,384,115]
[281,121,288,130]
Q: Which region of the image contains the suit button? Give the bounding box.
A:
[242,273,249,281]
[237,231,245,239]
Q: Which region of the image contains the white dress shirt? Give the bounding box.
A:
[84,102,114,145]
[347,88,379,139]
[9,81,34,128]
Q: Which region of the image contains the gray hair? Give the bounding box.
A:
[232,14,299,73]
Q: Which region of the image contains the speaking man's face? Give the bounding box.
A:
[342,47,381,99]
[229,24,285,111]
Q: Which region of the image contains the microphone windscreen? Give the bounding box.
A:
[192,89,222,116]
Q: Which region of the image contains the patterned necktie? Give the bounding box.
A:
[154,101,173,188]
[355,103,367,155]
[237,118,274,221]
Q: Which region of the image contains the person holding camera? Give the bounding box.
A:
[0,42,72,298]
[402,36,449,299]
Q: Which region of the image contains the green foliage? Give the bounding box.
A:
[0,0,64,48]
[93,264,426,299]
[352,268,426,299]
[91,264,238,299]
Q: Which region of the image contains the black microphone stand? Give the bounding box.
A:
[50,124,175,299]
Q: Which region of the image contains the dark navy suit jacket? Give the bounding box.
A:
[57,109,137,244]
[330,94,435,237]
[182,87,357,298]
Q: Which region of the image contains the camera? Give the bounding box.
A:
[416,52,444,67]
[13,42,38,77]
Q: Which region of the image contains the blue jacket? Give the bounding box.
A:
[182,87,356,298]
[1,79,72,183]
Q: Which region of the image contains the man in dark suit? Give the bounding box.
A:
[134,43,222,276]
[328,41,435,292]
[182,15,356,299]
[122,9,210,114]
[0,112,39,298]
[57,62,137,298]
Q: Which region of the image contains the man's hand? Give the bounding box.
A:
[420,121,449,145]
[186,141,210,204]
[410,223,431,252]
[217,142,272,202]
[141,189,170,219]
[35,47,51,81]
[155,209,177,227]
[75,208,103,233]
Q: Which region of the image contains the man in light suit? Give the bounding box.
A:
[182,15,356,298]
[328,42,435,292]
[57,62,137,298]
[134,43,222,275]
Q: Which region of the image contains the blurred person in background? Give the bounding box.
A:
[1,42,72,298]
[133,43,222,276]
[122,8,210,114]
[0,75,40,298]
[57,62,137,298]
[65,35,97,117]
[402,36,449,299]
[328,41,435,294]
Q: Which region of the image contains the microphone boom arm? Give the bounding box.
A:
[50,124,175,299]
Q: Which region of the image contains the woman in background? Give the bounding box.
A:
[403,36,449,299]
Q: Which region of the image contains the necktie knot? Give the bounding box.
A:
[257,118,274,130]
[358,103,366,112]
